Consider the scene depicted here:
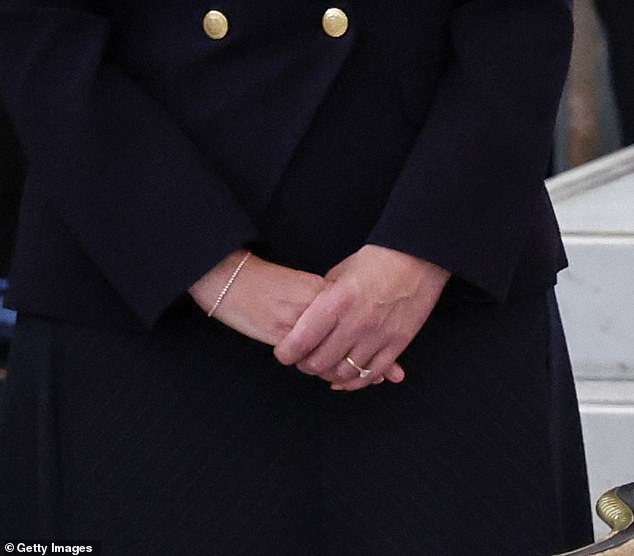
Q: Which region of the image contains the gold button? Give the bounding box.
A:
[203,10,229,40]
[322,8,348,38]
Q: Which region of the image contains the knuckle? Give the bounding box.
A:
[303,358,325,375]
[297,361,316,375]
[271,318,293,337]
[355,319,376,337]
[335,364,352,380]
[292,301,311,319]
[331,286,356,313]
[295,338,314,356]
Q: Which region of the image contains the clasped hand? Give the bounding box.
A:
[189,245,449,391]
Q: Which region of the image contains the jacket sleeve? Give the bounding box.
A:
[367,0,573,302]
[0,2,259,327]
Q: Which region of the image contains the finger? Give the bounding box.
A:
[297,356,351,382]
[333,356,404,387]
[330,351,378,391]
[298,324,387,381]
[298,342,374,384]
[331,366,393,389]
[331,350,404,391]
[274,287,338,366]
[332,343,382,384]
[372,362,404,385]
[296,345,353,382]
[384,361,406,384]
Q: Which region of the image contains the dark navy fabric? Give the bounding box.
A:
[0,0,594,553]
[0,292,592,555]
[0,0,571,329]
[0,279,16,386]
[0,104,24,278]
[0,279,16,339]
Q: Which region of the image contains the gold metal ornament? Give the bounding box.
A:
[203,10,229,40]
[322,8,349,38]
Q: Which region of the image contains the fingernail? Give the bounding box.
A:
[373,377,385,385]
[331,384,344,391]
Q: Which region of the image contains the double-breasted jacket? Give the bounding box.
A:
[0,3,599,553]
[0,0,572,328]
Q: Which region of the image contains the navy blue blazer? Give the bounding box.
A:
[0,105,24,278]
[0,0,572,330]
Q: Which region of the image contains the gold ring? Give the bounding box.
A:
[345,356,373,379]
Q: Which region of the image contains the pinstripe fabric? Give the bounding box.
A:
[0,291,593,555]
[319,291,592,555]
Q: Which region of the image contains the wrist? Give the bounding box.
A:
[362,244,450,280]
[207,251,252,317]
[188,249,251,314]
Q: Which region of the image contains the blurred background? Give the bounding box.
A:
[0,0,633,540]
[548,0,634,538]
[555,0,633,170]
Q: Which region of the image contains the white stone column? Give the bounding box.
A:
[548,145,634,536]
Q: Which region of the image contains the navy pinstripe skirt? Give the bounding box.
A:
[0,290,593,555]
